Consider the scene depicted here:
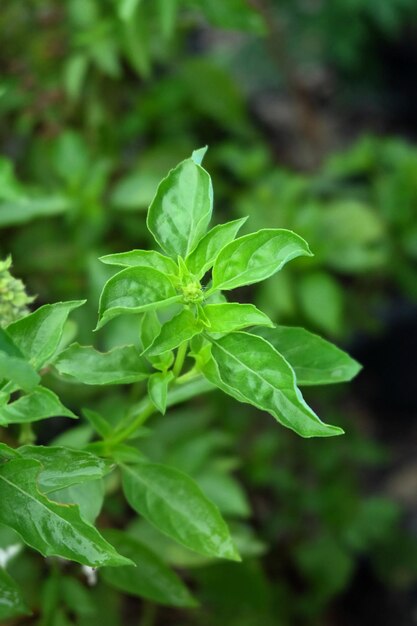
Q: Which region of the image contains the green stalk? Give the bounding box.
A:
[172,340,188,377]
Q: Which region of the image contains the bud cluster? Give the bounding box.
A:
[0,257,34,327]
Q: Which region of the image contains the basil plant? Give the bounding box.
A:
[0,148,360,619]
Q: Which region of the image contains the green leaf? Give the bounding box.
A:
[82,409,113,438]
[191,146,208,165]
[207,332,343,438]
[254,326,361,386]
[140,311,174,371]
[99,249,178,276]
[0,569,30,620]
[148,371,173,414]
[144,309,202,357]
[147,158,213,258]
[101,530,197,607]
[204,303,273,333]
[0,443,19,459]
[122,462,240,561]
[119,0,142,20]
[298,272,344,336]
[50,480,105,524]
[97,267,179,329]
[0,458,131,567]
[0,351,40,392]
[0,387,76,425]
[211,229,312,291]
[0,327,23,357]
[54,343,150,385]
[7,301,86,369]
[17,446,112,494]
[186,217,247,278]
[0,196,71,227]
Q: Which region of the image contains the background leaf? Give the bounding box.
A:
[122,461,240,561]
[101,529,197,607]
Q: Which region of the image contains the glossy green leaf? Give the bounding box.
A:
[50,480,105,524]
[17,445,112,494]
[0,568,30,620]
[147,158,213,258]
[0,351,40,392]
[254,326,361,386]
[7,301,86,369]
[148,371,173,414]
[0,458,130,567]
[101,530,197,607]
[97,267,179,329]
[122,461,240,560]
[0,387,76,425]
[211,229,312,291]
[55,343,150,385]
[208,332,343,438]
[144,309,202,357]
[186,217,247,278]
[99,249,178,276]
[204,303,273,333]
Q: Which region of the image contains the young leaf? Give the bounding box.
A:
[148,371,173,414]
[0,387,76,425]
[0,569,30,620]
[0,351,40,392]
[99,249,178,276]
[144,309,202,357]
[0,458,131,567]
[17,445,112,494]
[147,158,213,258]
[208,332,343,438]
[6,301,86,369]
[55,343,150,385]
[203,303,274,333]
[97,266,180,329]
[185,217,247,278]
[254,326,362,386]
[122,461,240,561]
[101,530,197,607]
[140,311,175,371]
[191,146,208,165]
[211,229,312,291]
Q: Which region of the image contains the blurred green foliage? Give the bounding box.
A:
[1,0,417,624]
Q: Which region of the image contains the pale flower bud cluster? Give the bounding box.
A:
[0,257,34,327]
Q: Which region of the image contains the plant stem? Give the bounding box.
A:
[108,401,155,446]
[19,423,35,445]
[172,340,188,378]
